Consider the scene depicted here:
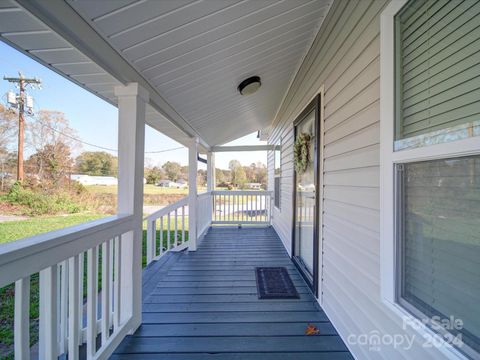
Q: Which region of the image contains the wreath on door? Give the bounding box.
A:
[294,132,311,174]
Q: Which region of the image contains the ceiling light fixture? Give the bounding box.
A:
[238,76,261,95]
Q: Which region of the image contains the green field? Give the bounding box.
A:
[85,184,207,195]
[0,213,105,244]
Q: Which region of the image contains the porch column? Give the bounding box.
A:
[188,137,198,251]
[114,83,149,330]
[207,152,215,191]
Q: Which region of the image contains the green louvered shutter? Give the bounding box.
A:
[395,0,480,140]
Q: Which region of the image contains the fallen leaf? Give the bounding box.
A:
[305,323,320,336]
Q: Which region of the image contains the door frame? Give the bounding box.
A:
[291,94,321,297]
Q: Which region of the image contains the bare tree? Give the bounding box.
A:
[0,104,17,150]
[27,110,80,153]
[26,110,80,178]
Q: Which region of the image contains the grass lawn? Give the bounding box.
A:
[86,184,207,195]
[0,213,105,244]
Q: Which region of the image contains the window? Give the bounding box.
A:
[396,156,480,355]
[394,0,480,151]
[274,139,282,209]
[274,177,281,209]
[381,0,480,357]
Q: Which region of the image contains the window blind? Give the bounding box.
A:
[274,177,280,209]
[395,0,480,140]
[398,156,480,354]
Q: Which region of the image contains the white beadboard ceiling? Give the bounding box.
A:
[1,0,331,147]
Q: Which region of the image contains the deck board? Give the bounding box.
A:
[110,227,352,359]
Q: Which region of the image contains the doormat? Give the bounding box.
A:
[255,267,299,299]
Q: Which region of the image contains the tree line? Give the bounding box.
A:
[144,160,267,189]
[0,106,267,189]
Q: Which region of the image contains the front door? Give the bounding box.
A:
[292,95,320,295]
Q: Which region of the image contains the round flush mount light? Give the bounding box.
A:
[238,76,261,95]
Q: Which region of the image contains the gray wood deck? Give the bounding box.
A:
[111,227,352,359]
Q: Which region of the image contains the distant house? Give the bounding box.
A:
[245,183,262,190]
[157,179,187,188]
[71,174,118,186]
[176,179,188,188]
[157,179,175,187]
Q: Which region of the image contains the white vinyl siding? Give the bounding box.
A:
[268,0,465,358]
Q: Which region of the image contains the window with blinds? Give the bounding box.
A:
[394,0,480,148]
[392,1,480,357]
[274,177,280,209]
[396,156,480,355]
[274,139,281,209]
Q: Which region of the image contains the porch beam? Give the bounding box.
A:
[15,0,210,151]
[114,82,148,332]
[188,138,198,251]
[211,145,275,152]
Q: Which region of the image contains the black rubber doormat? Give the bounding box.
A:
[255,267,299,299]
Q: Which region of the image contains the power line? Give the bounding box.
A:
[19,86,186,155]
[145,146,185,154]
[35,120,185,154]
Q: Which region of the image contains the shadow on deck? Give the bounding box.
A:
[111,227,352,359]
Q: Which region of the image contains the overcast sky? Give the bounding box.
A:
[0,42,266,170]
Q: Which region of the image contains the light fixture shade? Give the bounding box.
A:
[238,76,261,95]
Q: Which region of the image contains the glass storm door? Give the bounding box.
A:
[292,96,320,294]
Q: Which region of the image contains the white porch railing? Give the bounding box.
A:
[0,215,137,360]
[197,192,213,237]
[0,190,272,360]
[145,190,272,266]
[212,190,272,225]
[144,197,189,266]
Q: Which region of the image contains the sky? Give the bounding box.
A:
[0,42,266,170]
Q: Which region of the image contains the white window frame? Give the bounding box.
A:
[380,1,479,358]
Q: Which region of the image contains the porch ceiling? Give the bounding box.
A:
[1,0,331,146]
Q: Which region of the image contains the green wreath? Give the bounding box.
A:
[294,132,311,174]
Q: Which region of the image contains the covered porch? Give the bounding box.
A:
[3,0,477,359]
[0,1,339,358]
[113,226,351,360]
[0,0,330,360]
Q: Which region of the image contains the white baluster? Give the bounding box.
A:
[228,194,231,222]
[113,236,121,330]
[159,217,163,255]
[14,276,30,360]
[87,246,98,359]
[182,206,185,243]
[78,252,84,344]
[68,255,80,360]
[146,219,155,264]
[167,213,171,250]
[102,241,111,345]
[109,239,114,324]
[60,261,68,355]
[39,266,58,360]
[174,209,178,246]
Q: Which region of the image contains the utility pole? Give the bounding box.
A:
[3,72,41,181]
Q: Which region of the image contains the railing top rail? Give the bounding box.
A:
[0,214,134,288]
[145,196,188,221]
[212,190,272,196]
[197,191,212,199]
